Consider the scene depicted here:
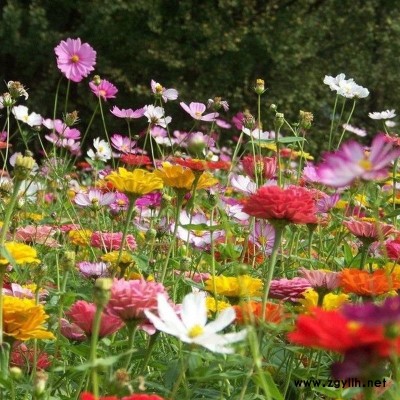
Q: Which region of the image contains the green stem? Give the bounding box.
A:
[328,94,339,151]
[336,99,356,149]
[64,79,71,116]
[89,306,103,397]
[124,322,138,370]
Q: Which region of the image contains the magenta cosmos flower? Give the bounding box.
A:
[107,279,168,321]
[89,78,118,100]
[317,134,400,187]
[54,38,96,83]
[180,102,219,121]
[110,106,145,119]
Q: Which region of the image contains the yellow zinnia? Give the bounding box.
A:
[68,229,92,247]
[101,250,133,266]
[154,163,195,191]
[205,297,231,315]
[105,168,163,196]
[205,275,263,297]
[298,288,349,313]
[0,242,40,265]
[3,296,55,341]
[196,172,219,189]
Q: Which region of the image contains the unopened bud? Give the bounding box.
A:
[34,370,48,395]
[92,75,101,86]
[274,113,285,131]
[145,229,157,240]
[270,104,277,111]
[14,155,35,180]
[254,79,265,95]
[9,366,22,380]
[62,251,76,271]
[64,110,79,127]
[93,277,113,308]
[2,93,14,107]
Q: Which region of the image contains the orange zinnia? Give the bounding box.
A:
[233,301,285,325]
[340,268,400,296]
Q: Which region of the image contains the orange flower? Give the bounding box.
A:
[340,268,400,296]
[233,301,285,325]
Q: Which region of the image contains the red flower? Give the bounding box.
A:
[233,301,285,325]
[10,342,51,371]
[120,154,152,167]
[241,155,276,179]
[80,393,118,400]
[172,157,230,171]
[288,308,387,353]
[80,394,165,400]
[242,185,317,226]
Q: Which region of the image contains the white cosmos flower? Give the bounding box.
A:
[336,79,369,99]
[87,138,112,162]
[368,109,396,120]
[342,123,367,137]
[145,292,247,354]
[12,105,42,126]
[144,105,171,128]
[323,73,347,91]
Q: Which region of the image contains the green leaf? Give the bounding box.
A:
[277,136,306,144]
[252,370,284,400]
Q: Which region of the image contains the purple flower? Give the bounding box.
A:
[342,296,400,326]
[109,192,129,214]
[180,102,219,122]
[316,134,400,188]
[54,38,96,83]
[110,106,145,119]
[135,192,162,209]
[269,278,311,302]
[89,78,118,100]
[77,261,110,279]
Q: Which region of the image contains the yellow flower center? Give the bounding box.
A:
[155,83,163,93]
[188,324,204,338]
[359,158,372,170]
[195,111,203,118]
[347,321,361,332]
[71,54,80,63]
[99,89,107,97]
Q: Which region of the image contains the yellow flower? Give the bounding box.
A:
[291,150,314,160]
[196,172,219,189]
[354,194,368,207]
[17,212,44,222]
[105,168,163,196]
[3,296,55,341]
[101,250,133,266]
[68,229,92,246]
[258,143,277,152]
[205,297,231,315]
[334,200,348,209]
[0,242,40,265]
[154,163,195,191]
[298,289,349,313]
[205,275,263,297]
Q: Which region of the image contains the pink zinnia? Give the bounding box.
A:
[54,38,96,83]
[15,225,59,248]
[89,78,118,100]
[63,300,124,340]
[107,279,168,321]
[298,268,340,291]
[90,231,137,251]
[316,134,400,188]
[242,186,317,226]
[180,102,219,121]
[110,106,145,119]
[269,278,311,302]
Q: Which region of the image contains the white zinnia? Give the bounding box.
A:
[145,292,247,354]
[368,109,396,120]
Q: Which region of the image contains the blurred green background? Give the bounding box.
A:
[1,0,398,153]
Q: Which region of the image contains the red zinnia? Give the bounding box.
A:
[172,157,230,171]
[288,308,387,353]
[233,301,285,325]
[242,185,317,226]
[120,154,152,167]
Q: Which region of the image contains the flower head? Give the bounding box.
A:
[77,261,110,279]
[369,110,396,120]
[87,138,112,162]
[316,134,400,187]
[242,186,317,226]
[110,106,145,119]
[154,163,195,191]
[343,218,395,243]
[241,155,277,179]
[269,278,311,302]
[151,80,178,102]
[233,301,285,325]
[105,168,163,197]
[3,296,54,341]
[12,105,42,127]
[145,292,247,354]
[89,78,118,100]
[298,268,340,291]
[54,38,96,82]
[204,275,263,298]
[144,105,171,128]
[91,231,137,251]
[0,242,40,265]
[180,102,219,121]
[74,189,116,208]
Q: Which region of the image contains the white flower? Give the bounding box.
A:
[230,174,257,194]
[386,120,397,128]
[87,138,112,162]
[144,105,171,128]
[145,292,247,354]
[12,105,42,126]
[323,73,347,91]
[368,109,396,120]
[242,128,274,140]
[342,123,367,137]
[336,80,369,99]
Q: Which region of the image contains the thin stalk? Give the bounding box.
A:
[89,306,103,397]
[124,322,138,370]
[328,94,339,151]
[336,99,356,149]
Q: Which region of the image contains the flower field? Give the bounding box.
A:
[1,38,400,400]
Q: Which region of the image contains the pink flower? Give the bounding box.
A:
[54,38,96,83]
[180,102,219,121]
[343,218,395,242]
[241,155,276,179]
[151,80,178,102]
[109,192,129,214]
[110,134,136,154]
[77,261,110,279]
[74,189,116,208]
[89,78,118,100]
[110,106,145,119]
[298,268,340,291]
[90,231,137,251]
[107,279,168,321]
[64,301,124,339]
[269,278,311,302]
[316,134,400,187]
[15,225,59,248]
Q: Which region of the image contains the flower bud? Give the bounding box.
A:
[34,370,48,396]
[254,79,265,95]
[270,104,277,111]
[93,277,113,308]
[242,110,255,130]
[9,366,22,380]
[1,93,14,107]
[92,75,101,86]
[14,155,35,180]
[299,110,313,130]
[64,110,79,127]
[7,81,28,100]
[274,113,285,131]
[145,228,157,240]
[62,251,76,272]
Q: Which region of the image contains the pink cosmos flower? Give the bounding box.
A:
[151,80,178,102]
[269,278,311,302]
[110,134,136,154]
[64,300,124,340]
[90,231,137,251]
[110,106,145,119]
[249,221,275,254]
[107,279,168,321]
[77,261,110,279]
[180,102,219,121]
[135,192,162,209]
[3,283,35,299]
[316,134,400,187]
[109,192,129,214]
[54,38,96,83]
[89,78,118,100]
[74,189,116,208]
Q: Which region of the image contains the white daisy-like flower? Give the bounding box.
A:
[87,138,112,162]
[342,123,367,137]
[12,105,42,127]
[386,120,397,128]
[336,80,369,99]
[368,109,396,120]
[144,105,171,128]
[323,73,347,91]
[145,292,247,354]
